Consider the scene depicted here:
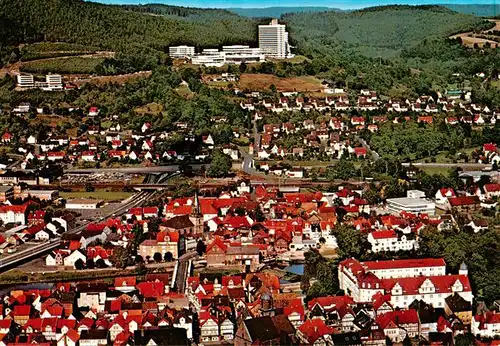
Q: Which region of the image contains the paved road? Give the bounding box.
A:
[402,162,489,169]
[239,148,255,174]
[173,252,197,293]
[0,191,154,271]
[356,136,380,161]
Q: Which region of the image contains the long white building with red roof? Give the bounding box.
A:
[338,258,472,309]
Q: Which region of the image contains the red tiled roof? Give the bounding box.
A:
[137,282,164,298]
[0,203,29,214]
[370,230,397,240]
[485,184,500,193]
[484,143,497,152]
[65,329,80,343]
[13,305,31,316]
[206,237,227,253]
[381,274,471,295]
[298,318,334,344]
[376,310,419,329]
[448,196,480,206]
[156,230,179,243]
[363,258,446,271]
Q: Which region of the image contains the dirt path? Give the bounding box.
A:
[450,19,500,48]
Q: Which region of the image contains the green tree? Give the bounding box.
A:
[208,150,232,178]
[326,159,357,181]
[331,224,368,260]
[454,333,474,346]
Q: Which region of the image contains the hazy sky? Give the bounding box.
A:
[91,0,497,9]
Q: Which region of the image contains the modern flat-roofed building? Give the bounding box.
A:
[222,45,260,55]
[65,199,102,210]
[387,191,436,215]
[169,45,195,58]
[16,74,34,89]
[23,190,59,201]
[44,74,63,91]
[191,47,265,67]
[258,19,291,59]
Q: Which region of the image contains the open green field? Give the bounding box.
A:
[238,74,323,92]
[420,166,451,175]
[20,56,105,74]
[60,191,133,201]
[21,42,98,61]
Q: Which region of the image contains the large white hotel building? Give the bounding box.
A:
[258,19,291,59]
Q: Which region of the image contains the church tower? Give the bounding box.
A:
[190,190,203,234]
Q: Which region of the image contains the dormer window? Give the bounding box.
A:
[452,279,463,292]
[391,283,402,295]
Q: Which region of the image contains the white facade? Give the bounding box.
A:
[258,19,291,59]
[0,210,27,225]
[169,45,195,58]
[65,199,101,210]
[472,313,500,338]
[191,47,265,67]
[387,197,435,215]
[44,74,63,91]
[63,250,86,268]
[338,258,471,308]
[367,231,418,253]
[17,74,34,88]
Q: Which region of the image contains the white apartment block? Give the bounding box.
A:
[16,74,34,88]
[44,74,63,91]
[16,74,62,91]
[258,19,291,59]
[169,45,195,58]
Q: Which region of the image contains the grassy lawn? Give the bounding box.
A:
[134,102,164,116]
[238,73,323,92]
[175,84,194,98]
[60,191,134,201]
[20,56,105,74]
[420,167,451,176]
[100,120,113,129]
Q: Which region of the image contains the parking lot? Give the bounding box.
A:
[61,172,144,184]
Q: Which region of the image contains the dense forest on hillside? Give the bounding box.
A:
[0,1,498,107]
[0,0,257,67]
[119,4,246,21]
[284,5,488,58]
[229,6,333,18]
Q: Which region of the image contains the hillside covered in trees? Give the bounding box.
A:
[0,0,257,66]
[285,5,488,58]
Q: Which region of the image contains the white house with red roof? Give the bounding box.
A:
[480,183,500,200]
[472,312,500,338]
[0,203,29,225]
[1,132,13,143]
[199,310,220,343]
[88,107,99,117]
[298,318,334,345]
[375,310,419,343]
[367,229,418,253]
[435,188,456,204]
